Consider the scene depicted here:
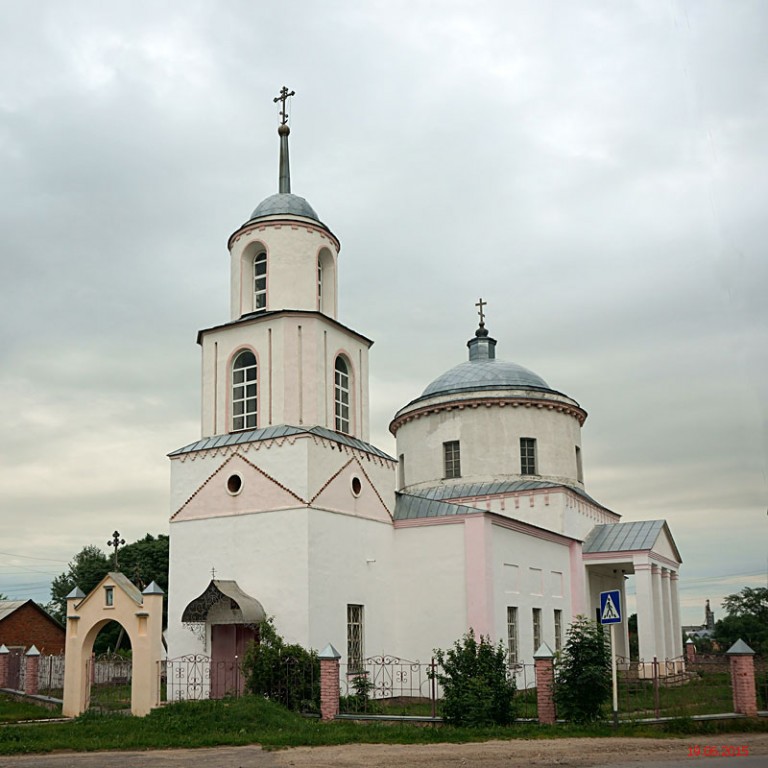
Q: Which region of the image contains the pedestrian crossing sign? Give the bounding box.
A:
[600,590,622,624]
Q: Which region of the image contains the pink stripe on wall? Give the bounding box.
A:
[464,515,493,638]
[569,541,584,617]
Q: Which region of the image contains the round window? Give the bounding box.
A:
[227,474,243,495]
[351,476,362,497]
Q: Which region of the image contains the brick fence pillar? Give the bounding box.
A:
[24,645,40,696]
[0,645,9,688]
[318,643,341,722]
[726,639,757,717]
[685,639,696,662]
[534,642,556,725]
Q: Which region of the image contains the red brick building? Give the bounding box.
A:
[0,600,65,654]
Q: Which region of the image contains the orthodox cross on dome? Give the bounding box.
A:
[273,86,295,126]
[475,297,487,328]
[107,530,125,570]
[211,566,217,579]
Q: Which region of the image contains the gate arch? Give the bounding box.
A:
[62,573,164,717]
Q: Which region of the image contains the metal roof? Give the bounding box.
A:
[0,601,26,622]
[169,424,395,461]
[248,192,320,222]
[409,479,609,511]
[421,359,551,399]
[394,493,483,521]
[583,520,666,554]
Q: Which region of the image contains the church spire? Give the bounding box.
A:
[274,86,295,194]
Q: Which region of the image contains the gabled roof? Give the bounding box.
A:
[75,572,144,610]
[0,599,64,629]
[583,520,682,563]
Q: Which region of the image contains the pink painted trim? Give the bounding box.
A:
[390,396,587,434]
[309,456,393,520]
[228,219,341,252]
[569,541,584,617]
[464,515,493,637]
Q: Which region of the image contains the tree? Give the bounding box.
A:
[712,587,768,655]
[432,629,516,726]
[242,617,319,712]
[555,617,611,723]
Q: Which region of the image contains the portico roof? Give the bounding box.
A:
[583,520,682,563]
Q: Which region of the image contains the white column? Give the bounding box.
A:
[651,564,665,661]
[670,571,683,660]
[634,563,656,663]
[661,568,674,661]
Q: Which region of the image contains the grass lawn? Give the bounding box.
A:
[1,695,767,756]
[0,695,60,723]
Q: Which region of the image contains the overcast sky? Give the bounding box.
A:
[0,0,765,628]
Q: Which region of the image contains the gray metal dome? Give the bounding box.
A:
[249,193,319,222]
[422,358,551,398]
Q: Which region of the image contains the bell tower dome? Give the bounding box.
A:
[227,87,339,321]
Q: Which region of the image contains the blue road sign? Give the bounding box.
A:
[600,590,622,624]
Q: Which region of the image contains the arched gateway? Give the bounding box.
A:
[62,573,164,717]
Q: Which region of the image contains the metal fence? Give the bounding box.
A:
[612,655,733,721]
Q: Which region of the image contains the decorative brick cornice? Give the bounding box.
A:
[389,395,586,435]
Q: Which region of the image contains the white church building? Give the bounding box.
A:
[166,92,683,683]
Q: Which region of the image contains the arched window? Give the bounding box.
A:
[254,252,267,312]
[232,350,257,431]
[334,356,350,434]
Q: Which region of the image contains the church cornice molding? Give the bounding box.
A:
[389,395,587,435]
[197,309,374,347]
[228,217,340,252]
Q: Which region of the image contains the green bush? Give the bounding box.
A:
[555,616,611,723]
[432,629,516,726]
[241,618,319,713]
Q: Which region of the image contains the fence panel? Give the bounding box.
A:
[509,662,538,720]
[37,654,65,698]
[339,656,440,717]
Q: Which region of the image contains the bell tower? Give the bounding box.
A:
[196,88,372,440]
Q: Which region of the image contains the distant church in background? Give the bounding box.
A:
[166,89,684,687]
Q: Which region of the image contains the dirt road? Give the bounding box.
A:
[0,734,766,768]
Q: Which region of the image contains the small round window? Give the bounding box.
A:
[351,476,362,497]
[227,474,243,495]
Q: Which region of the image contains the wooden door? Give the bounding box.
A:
[210,625,256,699]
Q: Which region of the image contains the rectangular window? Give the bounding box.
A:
[507,607,519,665]
[443,440,461,479]
[532,608,542,653]
[398,454,405,490]
[104,586,114,607]
[347,604,364,673]
[575,445,583,483]
[520,437,537,475]
[554,609,563,652]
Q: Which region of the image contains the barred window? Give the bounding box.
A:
[554,609,563,653]
[232,350,257,431]
[254,252,267,311]
[334,357,350,434]
[507,606,519,665]
[347,604,364,672]
[520,437,537,475]
[443,440,461,479]
[532,607,542,653]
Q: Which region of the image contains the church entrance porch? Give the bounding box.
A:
[179,579,264,700]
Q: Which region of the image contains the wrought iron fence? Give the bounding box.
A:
[339,655,440,717]
[508,662,539,720]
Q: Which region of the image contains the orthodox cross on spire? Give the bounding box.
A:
[273,86,295,193]
[273,86,295,126]
[107,530,125,570]
[475,298,487,328]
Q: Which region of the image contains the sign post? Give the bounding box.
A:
[600,589,622,726]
